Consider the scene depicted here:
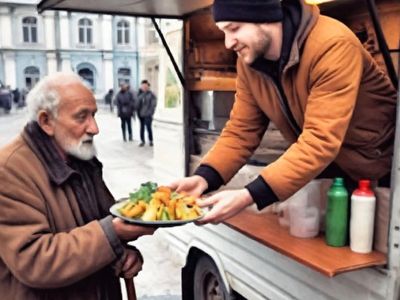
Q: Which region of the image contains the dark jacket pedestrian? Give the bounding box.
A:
[20,88,28,107]
[0,87,12,112]
[12,88,20,104]
[137,80,157,146]
[116,84,137,141]
[104,88,114,112]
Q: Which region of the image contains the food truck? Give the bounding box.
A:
[38,0,400,299]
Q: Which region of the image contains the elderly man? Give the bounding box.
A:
[0,72,154,299]
[171,0,397,224]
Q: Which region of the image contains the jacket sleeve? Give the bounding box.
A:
[200,60,270,183]
[150,93,157,116]
[115,93,122,116]
[0,165,119,289]
[261,38,363,200]
[130,91,138,111]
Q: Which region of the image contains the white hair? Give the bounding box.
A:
[26,72,87,122]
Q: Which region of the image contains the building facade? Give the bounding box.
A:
[0,0,140,98]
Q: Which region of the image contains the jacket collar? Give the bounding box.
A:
[284,0,320,71]
[22,122,102,186]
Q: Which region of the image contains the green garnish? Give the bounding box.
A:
[129,181,158,203]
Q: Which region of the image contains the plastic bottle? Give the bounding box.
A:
[350,180,376,253]
[325,177,349,247]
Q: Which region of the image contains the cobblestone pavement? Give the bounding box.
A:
[0,106,182,300]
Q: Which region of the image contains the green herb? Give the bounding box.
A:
[129,181,158,203]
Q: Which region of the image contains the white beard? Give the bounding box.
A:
[64,136,97,161]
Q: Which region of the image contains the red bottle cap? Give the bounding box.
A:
[353,179,374,197]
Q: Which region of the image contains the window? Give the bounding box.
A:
[145,18,159,44]
[78,18,93,44]
[24,66,40,89]
[147,28,159,44]
[78,68,94,89]
[117,68,131,86]
[22,17,38,43]
[117,20,130,45]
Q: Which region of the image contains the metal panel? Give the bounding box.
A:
[388,79,400,269]
[162,225,393,300]
[37,0,213,18]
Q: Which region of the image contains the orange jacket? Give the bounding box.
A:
[201,3,397,200]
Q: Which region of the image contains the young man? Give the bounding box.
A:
[0,73,154,299]
[170,0,397,224]
[137,80,157,147]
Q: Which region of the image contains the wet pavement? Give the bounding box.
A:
[0,106,182,300]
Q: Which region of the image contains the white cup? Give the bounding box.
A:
[289,205,319,238]
[285,181,321,238]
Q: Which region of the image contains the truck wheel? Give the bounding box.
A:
[193,256,230,300]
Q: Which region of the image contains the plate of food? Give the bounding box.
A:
[110,182,204,227]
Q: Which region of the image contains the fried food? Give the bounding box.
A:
[118,183,202,221]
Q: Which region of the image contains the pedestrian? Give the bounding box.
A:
[12,88,20,105]
[0,85,12,113]
[104,88,114,112]
[0,72,155,300]
[20,87,28,108]
[137,79,157,147]
[170,0,397,224]
[116,83,136,141]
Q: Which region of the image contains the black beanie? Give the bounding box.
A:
[212,0,283,23]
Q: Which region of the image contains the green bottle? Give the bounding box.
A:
[325,177,349,247]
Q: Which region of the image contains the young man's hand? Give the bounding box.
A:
[196,188,254,225]
[168,175,208,197]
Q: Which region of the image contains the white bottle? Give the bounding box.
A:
[350,180,376,253]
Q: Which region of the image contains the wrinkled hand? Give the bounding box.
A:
[168,175,208,197]
[115,248,143,279]
[112,218,156,241]
[196,188,254,225]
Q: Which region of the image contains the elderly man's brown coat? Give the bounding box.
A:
[0,134,118,299]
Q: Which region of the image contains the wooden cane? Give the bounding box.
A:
[124,278,137,300]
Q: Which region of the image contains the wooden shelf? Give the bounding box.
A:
[187,77,236,91]
[224,209,387,277]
